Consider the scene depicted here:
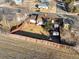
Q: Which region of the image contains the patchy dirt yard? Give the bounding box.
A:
[21,23,49,36]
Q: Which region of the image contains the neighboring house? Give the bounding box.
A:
[0,0,23,4]
[0,0,7,4]
[69,0,79,13]
[0,0,14,4]
[36,0,49,3]
[73,0,79,5]
[0,7,27,32]
[57,0,62,2]
[12,0,23,4]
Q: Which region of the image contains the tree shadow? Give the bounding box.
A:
[61,39,76,46]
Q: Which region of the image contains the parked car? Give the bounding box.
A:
[57,1,66,11]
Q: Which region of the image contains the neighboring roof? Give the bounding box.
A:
[74,1,79,6]
[13,0,23,4]
[4,13,16,21]
[38,4,48,9]
[0,0,6,4]
[38,0,49,2]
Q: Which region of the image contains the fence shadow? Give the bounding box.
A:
[12,30,48,40]
[12,30,76,46]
